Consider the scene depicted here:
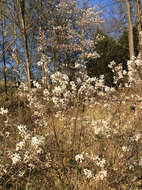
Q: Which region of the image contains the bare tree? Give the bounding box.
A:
[18,0,31,89]
[125,0,134,59]
[136,0,142,58]
[0,6,7,95]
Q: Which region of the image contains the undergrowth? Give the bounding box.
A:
[1,84,142,190]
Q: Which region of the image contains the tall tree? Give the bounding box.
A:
[0,0,8,94]
[1,13,7,94]
[136,0,142,58]
[125,0,135,59]
[18,0,31,88]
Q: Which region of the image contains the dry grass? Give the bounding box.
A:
[1,86,142,189]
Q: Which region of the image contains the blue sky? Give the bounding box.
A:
[77,0,126,38]
[78,0,113,7]
[78,0,115,17]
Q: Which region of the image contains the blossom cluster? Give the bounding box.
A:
[91,118,118,137]
[0,107,8,115]
[75,151,107,180]
[108,55,142,88]
[17,53,142,113]
[7,124,50,172]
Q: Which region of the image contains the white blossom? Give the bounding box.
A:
[23,151,32,163]
[135,133,142,141]
[16,140,25,151]
[11,153,21,165]
[43,89,50,96]
[83,169,92,178]
[0,107,8,115]
[139,158,142,167]
[31,135,45,149]
[122,146,129,152]
[95,170,107,181]
[75,153,85,163]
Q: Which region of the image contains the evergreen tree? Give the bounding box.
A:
[86,27,139,86]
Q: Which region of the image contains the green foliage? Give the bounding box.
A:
[86,28,117,86]
[86,27,139,86]
[115,27,139,65]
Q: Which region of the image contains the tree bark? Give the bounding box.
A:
[13,22,21,86]
[1,11,7,95]
[125,0,135,59]
[18,0,31,89]
[136,0,142,58]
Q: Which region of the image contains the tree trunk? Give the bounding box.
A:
[1,11,7,95]
[18,0,31,89]
[125,0,135,59]
[13,22,21,86]
[136,0,142,58]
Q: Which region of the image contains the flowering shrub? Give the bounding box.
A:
[7,124,49,172]
[17,55,142,114]
[1,74,142,189]
[108,55,142,88]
